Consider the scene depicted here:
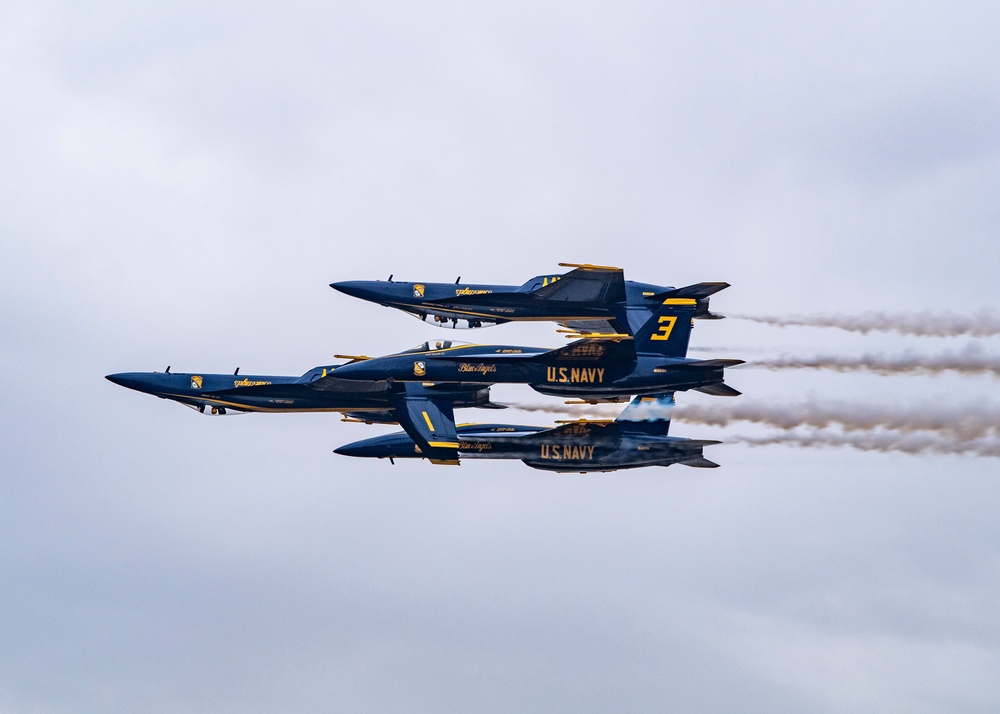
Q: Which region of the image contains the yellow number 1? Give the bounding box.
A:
[650,316,677,341]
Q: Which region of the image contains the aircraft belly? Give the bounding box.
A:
[193,390,402,413]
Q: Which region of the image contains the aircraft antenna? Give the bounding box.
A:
[234,367,240,375]
[165,365,171,373]
[387,274,393,282]
[455,276,461,284]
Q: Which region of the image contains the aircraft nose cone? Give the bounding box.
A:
[105,372,163,394]
[105,373,128,387]
[330,280,373,300]
[335,433,407,459]
[333,443,364,457]
[334,439,385,458]
[106,372,147,390]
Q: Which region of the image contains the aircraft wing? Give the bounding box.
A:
[548,336,636,362]
[422,265,625,309]
[389,383,461,464]
[560,319,619,334]
[522,420,614,441]
[531,265,626,303]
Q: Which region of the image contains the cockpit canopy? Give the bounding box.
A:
[401,340,471,354]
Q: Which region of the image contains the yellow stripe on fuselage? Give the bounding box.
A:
[387,301,599,323]
[160,393,393,414]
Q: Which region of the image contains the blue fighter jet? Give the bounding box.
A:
[335,393,720,471]
[106,361,505,464]
[328,298,742,402]
[331,262,728,332]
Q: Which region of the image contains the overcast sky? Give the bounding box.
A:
[3,1,1000,712]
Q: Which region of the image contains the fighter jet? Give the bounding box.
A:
[328,298,742,402]
[106,361,504,464]
[331,262,728,332]
[334,393,720,471]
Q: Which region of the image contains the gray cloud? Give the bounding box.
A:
[5,1,1000,712]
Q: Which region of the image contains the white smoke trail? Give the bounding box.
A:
[507,399,1000,441]
[728,432,1000,458]
[508,402,623,419]
[732,309,1000,337]
[749,343,1000,378]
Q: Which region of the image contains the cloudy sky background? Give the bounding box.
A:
[3,1,1000,711]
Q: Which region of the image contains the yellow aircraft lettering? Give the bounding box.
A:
[458,363,497,375]
[551,367,605,383]
[234,378,272,387]
[650,315,677,341]
[540,444,596,460]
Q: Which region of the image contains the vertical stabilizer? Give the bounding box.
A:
[631,299,698,357]
[615,393,675,434]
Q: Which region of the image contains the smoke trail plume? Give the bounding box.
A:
[728,432,1000,458]
[733,310,1000,337]
[748,343,1000,378]
[507,399,1000,441]
[508,402,623,419]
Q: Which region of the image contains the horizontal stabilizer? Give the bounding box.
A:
[654,282,730,301]
[693,383,742,397]
[684,439,723,447]
[664,358,744,370]
[680,457,720,468]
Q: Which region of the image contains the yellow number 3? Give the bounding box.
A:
[650,316,677,341]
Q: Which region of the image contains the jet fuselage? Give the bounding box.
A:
[329,343,733,401]
[106,366,493,418]
[335,421,719,472]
